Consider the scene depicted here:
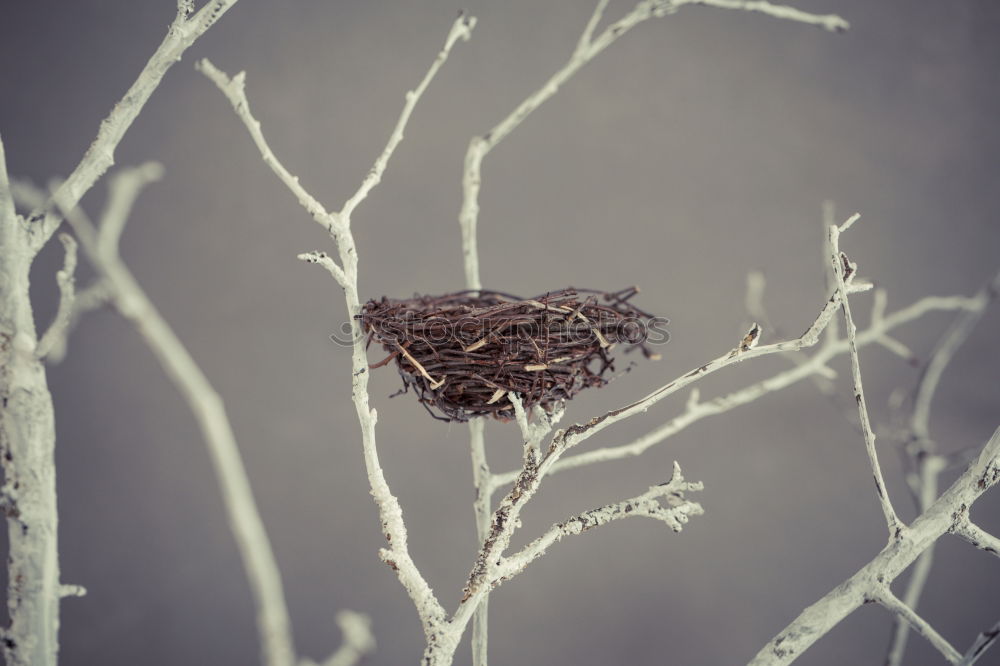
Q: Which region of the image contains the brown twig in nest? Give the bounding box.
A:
[357,287,663,422]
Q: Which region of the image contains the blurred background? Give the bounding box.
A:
[2,0,999,664]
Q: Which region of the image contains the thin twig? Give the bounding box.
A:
[673,0,848,32]
[306,611,375,666]
[951,520,1000,558]
[959,619,1000,666]
[97,162,164,259]
[871,585,962,664]
[829,215,903,537]
[196,59,343,237]
[468,418,491,666]
[749,426,1000,665]
[458,0,847,290]
[45,172,298,666]
[459,0,663,291]
[912,270,1000,443]
[529,275,868,461]
[341,13,476,220]
[499,461,703,577]
[201,15,475,659]
[27,0,241,254]
[35,234,78,360]
[884,269,1000,665]
[885,453,945,666]
[490,287,984,487]
[0,132,15,223]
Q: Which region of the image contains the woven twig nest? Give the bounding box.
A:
[357,287,661,422]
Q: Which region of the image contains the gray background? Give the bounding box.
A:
[2,0,999,664]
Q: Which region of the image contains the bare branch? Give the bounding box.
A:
[489,286,985,486]
[951,520,1000,558]
[885,453,945,666]
[51,180,297,666]
[885,269,999,665]
[35,234,78,360]
[27,0,241,254]
[0,133,60,666]
[508,392,563,458]
[673,0,848,32]
[532,276,868,461]
[830,216,903,536]
[576,0,611,56]
[297,251,348,288]
[821,201,840,345]
[57,584,86,599]
[42,280,113,364]
[912,270,1000,444]
[98,162,164,258]
[499,462,703,578]
[341,12,476,219]
[749,426,1000,665]
[202,15,477,654]
[460,0,670,290]
[302,610,375,666]
[871,584,962,664]
[459,0,847,290]
[467,418,491,666]
[870,289,914,361]
[0,132,15,224]
[196,59,342,235]
[959,619,1000,666]
[745,269,837,386]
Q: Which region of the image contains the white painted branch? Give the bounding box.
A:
[201,16,475,663]
[41,280,111,364]
[300,610,375,666]
[210,4,850,663]
[341,13,475,220]
[297,252,348,289]
[829,216,903,536]
[96,162,164,259]
[885,270,999,666]
[499,462,703,578]
[35,234,78,360]
[951,520,1000,558]
[672,0,848,32]
[467,418,491,666]
[0,132,14,222]
[458,0,847,290]
[196,59,344,237]
[459,0,664,291]
[912,270,1000,444]
[870,289,914,361]
[497,289,982,485]
[959,619,1000,666]
[8,183,112,364]
[529,276,869,463]
[27,0,241,254]
[871,584,961,663]
[47,174,297,666]
[749,426,1000,665]
[745,269,837,388]
[4,10,241,653]
[57,584,86,599]
[821,201,840,346]
[457,407,586,632]
[885,453,945,666]
[0,134,62,666]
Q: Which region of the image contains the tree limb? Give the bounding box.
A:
[749,426,1000,666]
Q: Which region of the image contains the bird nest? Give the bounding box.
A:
[357,287,661,422]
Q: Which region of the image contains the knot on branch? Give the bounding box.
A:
[357,287,663,422]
